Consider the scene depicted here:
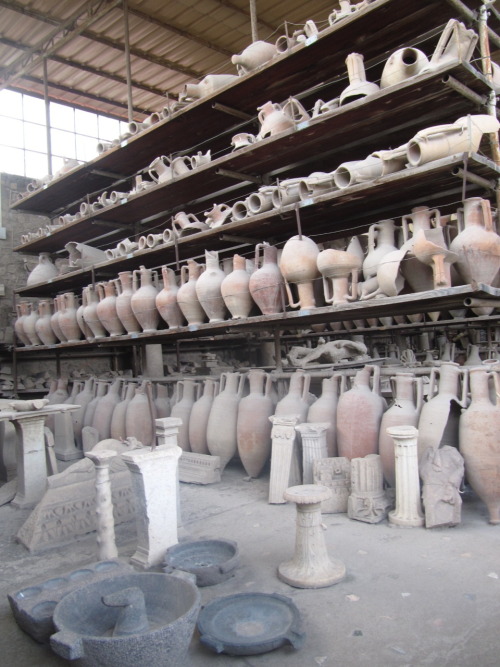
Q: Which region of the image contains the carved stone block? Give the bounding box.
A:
[420,445,464,528]
[179,452,221,485]
[348,454,391,523]
[313,457,351,513]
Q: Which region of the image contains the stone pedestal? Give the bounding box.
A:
[348,454,391,523]
[278,484,346,588]
[155,417,183,524]
[122,442,181,569]
[268,416,301,504]
[387,426,424,527]
[313,457,351,513]
[295,423,329,484]
[54,411,83,461]
[85,449,118,560]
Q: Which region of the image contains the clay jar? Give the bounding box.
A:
[156,266,185,329]
[23,302,42,346]
[307,375,342,458]
[58,292,82,343]
[280,235,320,310]
[249,243,284,315]
[399,206,440,292]
[51,295,67,342]
[220,254,254,319]
[72,377,95,448]
[35,300,57,345]
[317,244,362,306]
[196,250,227,323]
[275,369,311,422]
[154,384,171,418]
[170,380,200,452]
[257,101,295,139]
[110,382,137,440]
[378,373,423,487]
[337,365,386,460]
[83,285,107,339]
[189,379,218,454]
[116,271,141,334]
[231,40,277,74]
[131,266,160,333]
[125,380,155,447]
[96,281,126,337]
[83,381,107,429]
[237,370,275,478]
[459,368,500,524]
[177,260,206,326]
[76,290,93,340]
[26,252,58,286]
[207,372,245,470]
[92,377,122,440]
[14,302,32,346]
[380,47,429,87]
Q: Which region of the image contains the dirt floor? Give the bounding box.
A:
[0,463,499,666]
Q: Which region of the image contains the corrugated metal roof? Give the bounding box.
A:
[0,0,337,119]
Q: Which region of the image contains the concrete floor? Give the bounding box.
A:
[1,463,499,666]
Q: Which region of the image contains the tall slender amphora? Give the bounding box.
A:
[221,254,254,319]
[96,281,125,336]
[275,369,311,422]
[125,380,155,446]
[131,266,160,332]
[110,382,137,440]
[378,372,422,487]
[417,362,463,462]
[72,377,95,448]
[337,365,385,459]
[92,377,122,440]
[249,243,284,314]
[307,375,342,457]
[35,300,57,345]
[237,369,275,477]
[170,379,200,451]
[196,250,227,322]
[207,372,245,470]
[177,260,206,326]
[59,292,82,343]
[83,285,107,339]
[459,368,500,524]
[156,266,185,329]
[189,379,218,454]
[14,303,31,346]
[116,271,141,333]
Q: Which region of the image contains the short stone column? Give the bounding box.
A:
[313,457,351,514]
[122,442,182,569]
[278,484,346,588]
[85,449,118,560]
[268,415,301,504]
[388,426,424,527]
[348,454,391,523]
[155,417,183,525]
[295,423,329,484]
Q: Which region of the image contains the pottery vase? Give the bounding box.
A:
[26,252,58,286]
[237,369,275,478]
[307,375,342,457]
[97,281,126,337]
[196,251,227,322]
[380,47,429,87]
[125,381,155,447]
[399,206,441,292]
[317,241,362,306]
[83,381,107,429]
[249,243,285,315]
[231,40,277,75]
[14,303,31,346]
[363,220,399,280]
[35,300,57,345]
[340,52,380,106]
[189,379,218,454]
[379,373,423,487]
[177,260,206,326]
[207,372,245,470]
[156,266,185,329]
[76,290,93,340]
[459,368,500,524]
[275,369,311,422]
[337,365,386,459]
[23,302,42,346]
[182,73,238,100]
[256,101,295,140]
[116,271,141,334]
[92,377,122,440]
[170,379,200,452]
[51,295,67,343]
[110,382,137,440]
[221,254,254,319]
[131,266,160,333]
[154,383,171,418]
[280,235,320,310]
[72,377,95,448]
[58,292,82,343]
[83,285,107,339]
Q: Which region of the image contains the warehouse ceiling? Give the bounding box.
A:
[0,0,337,120]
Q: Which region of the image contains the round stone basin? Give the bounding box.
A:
[164,539,239,587]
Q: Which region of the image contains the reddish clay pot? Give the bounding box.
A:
[131,266,160,332]
[196,250,227,322]
[156,266,185,329]
[96,281,126,337]
[221,254,254,319]
[177,260,206,326]
[249,243,284,315]
[116,271,141,334]
[189,379,218,454]
[206,372,245,470]
[237,369,274,477]
[170,379,200,452]
[279,235,320,309]
[82,285,107,339]
[58,292,82,343]
[35,300,57,345]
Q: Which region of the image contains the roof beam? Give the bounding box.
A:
[210,0,278,33]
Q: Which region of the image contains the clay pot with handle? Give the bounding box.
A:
[207,372,245,470]
[96,281,126,337]
[156,266,185,329]
[249,243,285,315]
[177,260,206,326]
[131,266,160,333]
[116,271,141,334]
[189,379,218,454]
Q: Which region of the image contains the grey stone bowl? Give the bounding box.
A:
[163,538,240,586]
[50,572,201,667]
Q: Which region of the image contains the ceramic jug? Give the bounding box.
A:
[246,186,277,215]
[172,211,209,237]
[195,251,227,323]
[14,303,31,346]
[256,101,295,139]
[26,252,58,286]
[131,266,160,332]
[237,370,275,478]
[76,290,93,340]
[340,52,379,106]
[156,267,185,329]
[36,300,57,346]
[412,227,457,289]
[51,295,67,343]
[459,368,500,524]
[333,155,385,189]
[83,285,107,339]
[280,235,320,310]
[154,383,171,418]
[249,243,284,315]
[83,380,108,429]
[72,377,95,448]
[204,203,232,228]
[220,254,254,319]
[337,365,386,459]
[110,382,137,440]
[275,369,311,422]
[399,206,441,292]
[380,47,429,87]
[115,271,141,334]
[23,302,42,346]
[177,260,206,326]
[206,372,245,470]
[307,375,343,458]
[363,220,399,281]
[125,380,155,447]
[231,40,277,74]
[167,379,199,452]
[92,377,122,440]
[148,155,172,184]
[317,240,362,306]
[189,379,218,454]
[58,292,82,343]
[96,281,126,337]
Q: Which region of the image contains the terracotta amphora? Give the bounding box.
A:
[249,243,284,315]
[154,383,171,418]
[337,365,386,460]
[125,380,155,447]
[378,373,423,487]
[76,290,93,340]
[207,372,245,470]
[35,300,57,345]
[156,266,185,329]
[58,292,82,343]
[196,250,227,322]
[83,381,108,429]
[96,281,126,337]
[91,377,123,440]
[110,382,137,440]
[380,47,429,87]
[237,370,275,478]
[131,266,160,332]
[231,40,277,74]
[177,260,206,326]
[363,220,399,281]
[189,379,218,454]
[459,368,500,524]
[317,240,362,306]
[170,379,200,451]
[46,377,69,432]
[115,271,141,334]
[26,252,58,286]
[82,285,107,339]
[417,362,464,462]
[221,254,254,319]
[51,295,67,343]
[307,375,343,458]
[256,101,295,140]
[23,302,42,346]
[14,303,31,346]
[64,381,81,406]
[280,235,320,310]
[72,377,95,448]
[399,206,440,292]
[275,369,311,422]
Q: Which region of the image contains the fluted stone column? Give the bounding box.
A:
[295,423,329,484]
[278,484,346,588]
[268,415,301,504]
[85,449,118,560]
[388,426,424,527]
[348,454,391,523]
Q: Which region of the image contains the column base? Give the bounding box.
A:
[389,510,424,527]
[278,557,346,589]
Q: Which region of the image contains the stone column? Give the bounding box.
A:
[85,449,118,560]
[348,454,391,523]
[388,426,424,527]
[278,484,346,588]
[295,423,329,484]
[122,442,181,569]
[268,415,301,504]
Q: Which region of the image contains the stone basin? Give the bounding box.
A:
[163,538,240,586]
